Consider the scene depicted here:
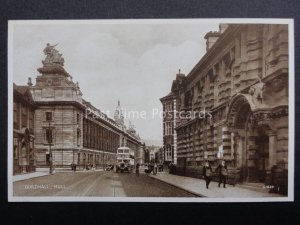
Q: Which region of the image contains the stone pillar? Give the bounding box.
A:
[266,131,277,184]
[268,131,277,169]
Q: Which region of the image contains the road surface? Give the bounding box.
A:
[13,171,198,197]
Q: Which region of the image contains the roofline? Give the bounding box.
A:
[185,24,242,83]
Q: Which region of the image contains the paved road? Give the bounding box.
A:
[13,171,197,197]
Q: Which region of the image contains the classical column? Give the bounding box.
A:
[268,131,277,169]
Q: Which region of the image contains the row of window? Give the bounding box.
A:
[83,118,119,152]
[163,122,173,136]
[77,153,116,165]
[45,111,80,125]
[164,101,173,112]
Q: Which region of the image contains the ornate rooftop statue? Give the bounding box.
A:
[42,43,65,66]
[38,43,69,76]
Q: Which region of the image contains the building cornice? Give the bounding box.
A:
[185,25,243,84]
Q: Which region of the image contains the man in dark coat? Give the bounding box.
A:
[215,160,228,188]
[135,163,140,176]
[203,162,213,189]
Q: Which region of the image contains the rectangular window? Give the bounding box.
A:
[13,102,19,129]
[77,129,80,146]
[13,146,18,159]
[83,118,86,147]
[45,112,53,121]
[77,113,80,124]
[13,138,18,159]
[21,105,27,128]
[45,128,53,143]
[29,111,34,132]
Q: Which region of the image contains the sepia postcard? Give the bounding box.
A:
[7,19,294,202]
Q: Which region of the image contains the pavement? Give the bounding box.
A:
[149,172,283,198]
[13,172,50,182]
[13,168,105,182]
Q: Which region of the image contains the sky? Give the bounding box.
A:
[11,20,219,143]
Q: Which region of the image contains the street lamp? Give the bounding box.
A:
[48,121,53,174]
[46,113,53,174]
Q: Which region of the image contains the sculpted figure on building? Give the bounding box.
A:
[42,43,65,66]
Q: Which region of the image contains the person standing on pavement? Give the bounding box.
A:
[216,160,228,188]
[202,161,213,189]
[154,163,158,175]
[135,163,140,176]
[71,162,75,172]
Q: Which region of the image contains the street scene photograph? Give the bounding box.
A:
[8,19,294,201]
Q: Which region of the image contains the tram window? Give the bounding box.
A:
[118,149,123,153]
[124,149,129,153]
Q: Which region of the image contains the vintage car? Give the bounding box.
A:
[116,160,132,173]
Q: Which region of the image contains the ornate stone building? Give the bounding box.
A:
[161,24,289,188]
[30,44,143,169]
[160,71,185,165]
[13,83,36,174]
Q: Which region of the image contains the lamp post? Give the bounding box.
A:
[48,120,53,174]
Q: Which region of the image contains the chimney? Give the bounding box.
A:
[204,31,221,51]
[219,24,229,33]
[27,77,33,86]
[204,24,228,51]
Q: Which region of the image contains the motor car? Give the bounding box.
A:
[116,161,132,173]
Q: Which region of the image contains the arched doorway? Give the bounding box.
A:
[227,94,271,183]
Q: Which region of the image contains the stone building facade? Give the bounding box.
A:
[30,44,143,169]
[160,92,175,164]
[13,83,36,174]
[161,24,289,189]
[160,73,184,165]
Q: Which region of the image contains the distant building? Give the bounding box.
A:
[158,147,164,164]
[161,24,289,187]
[144,145,161,163]
[13,83,37,174]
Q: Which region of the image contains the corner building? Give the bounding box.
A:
[31,45,142,169]
[162,24,289,187]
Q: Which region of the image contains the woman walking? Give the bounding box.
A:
[203,162,213,189]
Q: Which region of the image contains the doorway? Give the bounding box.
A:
[254,133,269,182]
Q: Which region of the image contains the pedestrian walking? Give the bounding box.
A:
[73,163,77,172]
[151,163,155,175]
[154,163,158,175]
[135,163,140,176]
[71,162,75,172]
[202,161,213,189]
[216,160,228,188]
